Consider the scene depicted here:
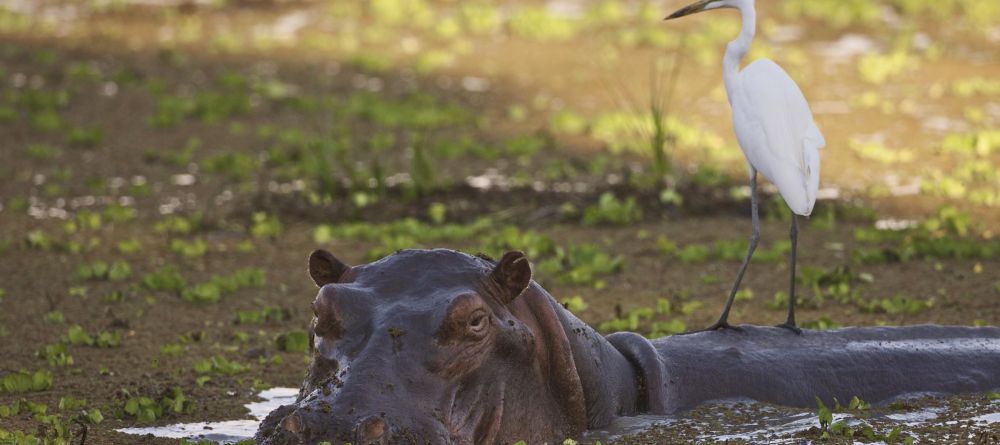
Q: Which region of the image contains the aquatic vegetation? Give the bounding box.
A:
[160,343,183,356]
[119,387,195,423]
[201,152,258,181]
[26,143,61,160]
[661,237,791,264]
[75,260,132,282]
[849,139,914,164]
[852,208,1000,263]
[116,238,142,254]
[509,7,579,42]
[561,296,588,313]
[550,110,588,136]
[276,330,309,353]
[170,238,208,258]
[193,356,248,376]
[43,311,64,324]
[142,266,186,293]
[345,92,469,130]
[316,217,493,248]
[250,212,283,239]
[537,243,624,287]
[582,192,642,226]
[951,77,1000,98]
[369,0,433,28]
[414,50,455,74]
[459,2,502,35]
[892,0,1000,32]
[598,297,690,338]
[40,343,73,367]
[181,268,265,304]
[236,306,289,325]
[1,370,53,394]
[154,215,201,235]
[781,0,879,28]
[64,211,102,233]
[589,111,732,164]
[66,325,121,348]
[478,227,557,260]
[858,295,934,315]
[857,51,917,85]
[66,126,103,148]
[802,316,842,330]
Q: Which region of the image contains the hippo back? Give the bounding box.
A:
[645,325,1000,411]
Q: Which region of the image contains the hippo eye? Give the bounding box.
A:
[467,310,489,334]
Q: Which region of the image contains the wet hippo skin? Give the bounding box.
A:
[256,248,1000,445]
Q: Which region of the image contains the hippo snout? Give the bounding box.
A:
[278,411,387,445]
[256,395,447,445]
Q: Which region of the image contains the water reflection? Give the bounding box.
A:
[117,387,297,444]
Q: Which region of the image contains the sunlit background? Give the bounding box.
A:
[0,0,998,443]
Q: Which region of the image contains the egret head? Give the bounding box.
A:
[665,0,746,20]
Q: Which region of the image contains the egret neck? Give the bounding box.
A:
[722,2,756,104]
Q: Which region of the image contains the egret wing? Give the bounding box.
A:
[738,58,824,215]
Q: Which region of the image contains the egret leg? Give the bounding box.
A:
[695,171,759,332]
[777,215,802,334]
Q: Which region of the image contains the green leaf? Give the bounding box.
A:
[13,370,55,393]
[142,266,187,292]
[67,325,94,346]
[123,398,139,416]
[849,395,869,410]
[886,427,902,442]
[277,330,310,353]
[85,409,104,424]
[815,396,832,429]
[107,261,132,281]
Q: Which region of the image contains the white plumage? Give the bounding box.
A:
[733,58,825,216]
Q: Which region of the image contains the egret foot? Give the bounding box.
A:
[683,321,743,335]
[776,323,802,335]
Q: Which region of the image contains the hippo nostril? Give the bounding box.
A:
[280,412,303,435]
[355,416,387,444]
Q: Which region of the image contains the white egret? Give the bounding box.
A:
[666,0,825,333]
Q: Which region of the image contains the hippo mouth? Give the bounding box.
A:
[254,383,456,445]
[255,401,450,445]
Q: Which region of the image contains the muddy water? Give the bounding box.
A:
[117,387,297,443]
[119,389,1000,444]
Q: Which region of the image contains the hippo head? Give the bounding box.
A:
[255,248,588,444]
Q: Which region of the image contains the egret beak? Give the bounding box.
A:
[665,0,717,20]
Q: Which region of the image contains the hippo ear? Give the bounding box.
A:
[491,251,532,304]
[308,249,350,287]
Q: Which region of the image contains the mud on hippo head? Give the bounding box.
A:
[256,248,588,445]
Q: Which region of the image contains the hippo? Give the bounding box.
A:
[256,248,1000,444]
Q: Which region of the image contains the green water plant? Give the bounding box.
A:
[582,193,642,226]
[120,387,194,423]
[1,370,53,394]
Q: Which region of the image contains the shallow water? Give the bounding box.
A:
[117,389,1000,444]
[116,387,297,443]
[581,414,678,442]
